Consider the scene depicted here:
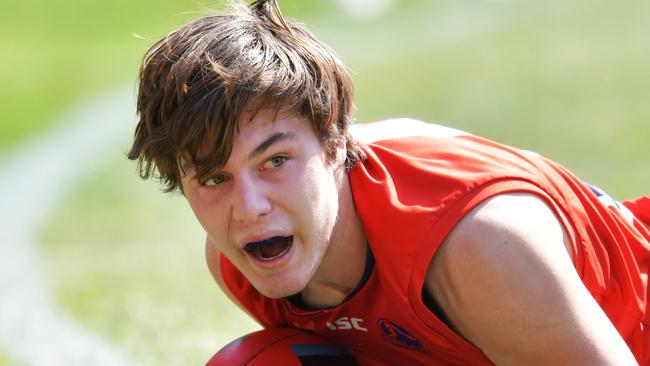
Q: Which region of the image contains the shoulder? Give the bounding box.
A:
[350,118,467,143]
[205,240,238,302]
[205,239,258,319]
[424,193,636,365]
[433,193,573,265]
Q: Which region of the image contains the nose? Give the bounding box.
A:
[230,175,272,223]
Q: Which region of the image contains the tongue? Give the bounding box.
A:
[257,238,288,259]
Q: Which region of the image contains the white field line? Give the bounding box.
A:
[0,87,139,366]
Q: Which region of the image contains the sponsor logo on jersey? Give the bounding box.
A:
[377,318,430,354]
[326,317,368,332]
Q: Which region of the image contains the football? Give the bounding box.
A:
[206,327,360,365]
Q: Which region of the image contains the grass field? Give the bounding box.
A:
[0,1,191,154]
[0,1,321,154]
[2,0,648,365]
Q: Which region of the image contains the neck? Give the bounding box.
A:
[300,173,367,309]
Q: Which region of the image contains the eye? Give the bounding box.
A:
[262,156,287,170]
[204,174,229,186]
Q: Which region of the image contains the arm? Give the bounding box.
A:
[425,193,638,365]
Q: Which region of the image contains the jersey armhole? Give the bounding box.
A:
[408,178,581,356]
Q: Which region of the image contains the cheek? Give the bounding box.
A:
[185,188,227,233]
[298,160,339,233]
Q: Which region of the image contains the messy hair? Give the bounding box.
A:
[128,0,364,192]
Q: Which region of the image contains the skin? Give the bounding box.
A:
[182,109,367,308]
[426,193,638,365]
[187,113,637,364]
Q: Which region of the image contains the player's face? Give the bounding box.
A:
[181,109,346,298]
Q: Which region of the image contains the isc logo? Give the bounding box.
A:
[326,317,368,332]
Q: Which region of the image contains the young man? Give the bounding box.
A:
[129,1,649,364]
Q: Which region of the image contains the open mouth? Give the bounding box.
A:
[244,236,293,261]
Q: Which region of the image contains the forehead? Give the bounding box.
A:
[240,108,308,133]
[183,109,315,168]
[233,108,319,148]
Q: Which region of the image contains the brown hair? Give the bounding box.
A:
[128,0,364,192]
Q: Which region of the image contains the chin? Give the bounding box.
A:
[254,279,307,299]
[256,288,296,299]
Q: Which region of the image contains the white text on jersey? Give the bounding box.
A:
[326,317,368,332]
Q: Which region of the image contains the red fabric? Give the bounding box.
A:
[624,196,650,228]
[220,123,649,365]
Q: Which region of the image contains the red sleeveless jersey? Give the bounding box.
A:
[220,119,650,365]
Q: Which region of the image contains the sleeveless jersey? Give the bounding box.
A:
[220,119,650,365]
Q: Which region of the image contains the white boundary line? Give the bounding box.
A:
[0,87,139,366]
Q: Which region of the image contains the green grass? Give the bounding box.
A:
[0,1,194,154]
[0,354,11,366]
[320,0,650,197]
[41,155,259,365]
[33,0,650,364]
[0,0,325,155]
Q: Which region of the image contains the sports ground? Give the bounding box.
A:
[1,1,648,365]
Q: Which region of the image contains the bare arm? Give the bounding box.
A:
[425,193,638,365]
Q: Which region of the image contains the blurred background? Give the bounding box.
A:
[0,0,648,365]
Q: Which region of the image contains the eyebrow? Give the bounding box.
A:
[248,131,297,160]
[181,131,297,172]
